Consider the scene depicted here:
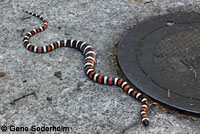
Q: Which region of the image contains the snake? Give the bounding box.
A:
[23,11,150,126]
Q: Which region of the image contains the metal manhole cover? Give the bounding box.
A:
[117,12,200,115]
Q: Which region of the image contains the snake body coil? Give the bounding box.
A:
[23,11,150,126]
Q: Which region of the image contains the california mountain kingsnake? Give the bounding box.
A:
[23,11,150,126]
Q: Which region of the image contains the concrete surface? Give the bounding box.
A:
[0,0,200,134]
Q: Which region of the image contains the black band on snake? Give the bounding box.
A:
[23,11,150,126]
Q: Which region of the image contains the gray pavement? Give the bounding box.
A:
[0,0,200,133]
